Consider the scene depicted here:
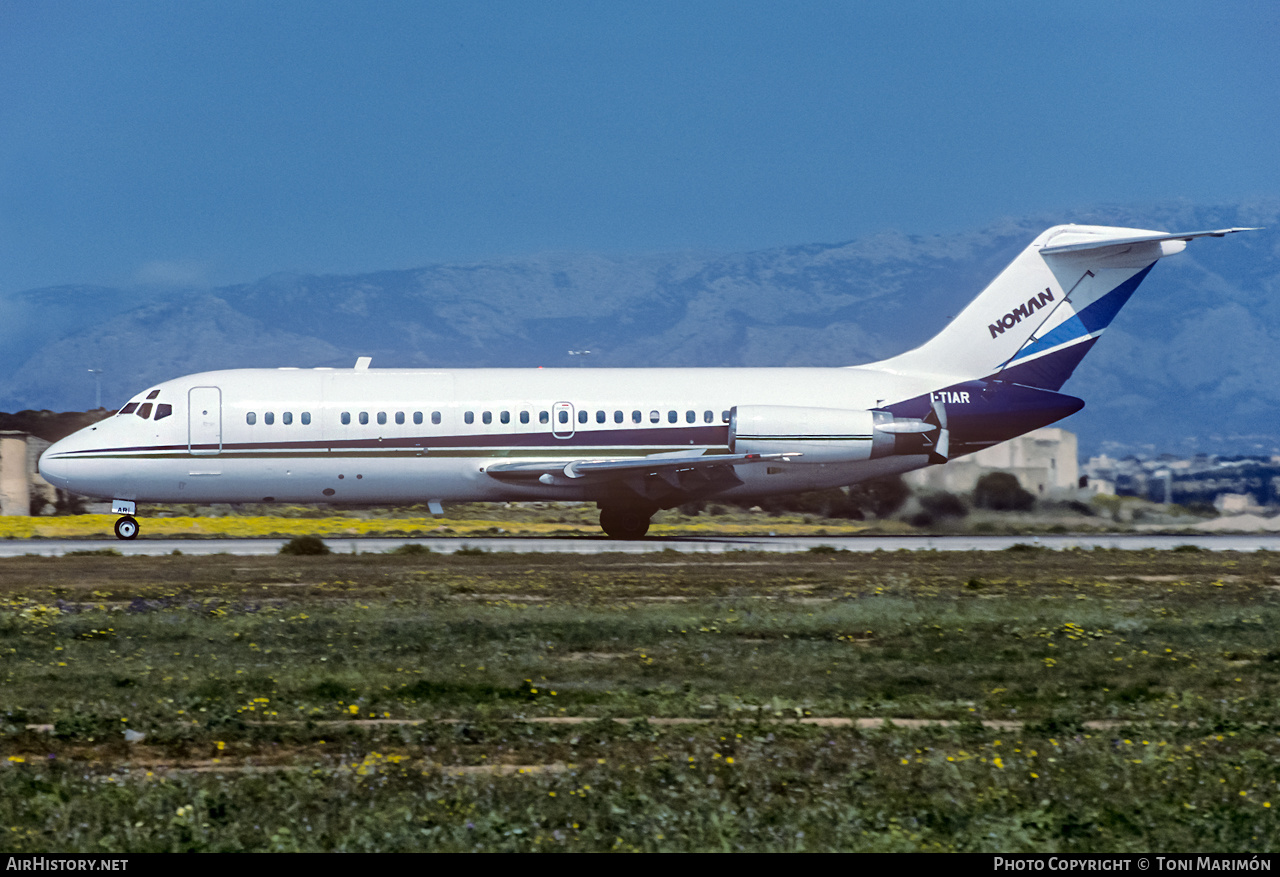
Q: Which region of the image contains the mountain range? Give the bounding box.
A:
[3,201,1277,457]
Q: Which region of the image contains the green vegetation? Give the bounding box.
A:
[2,549,1278,851]
[974,472,1037,512]
[278,535,331,556]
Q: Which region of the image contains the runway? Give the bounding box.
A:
[2,533,1277,557]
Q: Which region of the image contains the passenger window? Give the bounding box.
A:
[614,411,623,423]
[359,412,369,425]
[119,403,139,416]
[136,403,153,419]
[558,411,568,424]
[520,411,530,424]
[431,412,441,425]
[283,412,293,425]
[668,410,677,423]
[302,412,311,425]
[649,410,659,423]
[341,412,351,425]
[413,412,423,425]
[395,412,405,425]
[596,410,606,424]
[632,410,642,423]
[264,412,274,425]
[482,411,492,425]
[377,412,387,425]
[577,410,587,424]
[464,412,474,424]
[500,411,510,424]
[155,403,172,421]
[540,411,549,424]
[722,410,731,423]
[686,410,695,423]
[704,410,713,423]
[246,412,257,425]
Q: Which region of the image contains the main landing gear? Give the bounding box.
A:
[599,505,654,540]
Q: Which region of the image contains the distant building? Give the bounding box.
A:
[1215,493,1262,515]
[904,428,1079,497]
[1087,477,1116,497]
[1083,451,1280,508]
[0,431,55,516]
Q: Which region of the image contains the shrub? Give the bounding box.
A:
[390,543,433,555]
[279,535,331,556]
[972,472,1035,511]
[919,491,967,519]
[845,476,911,518]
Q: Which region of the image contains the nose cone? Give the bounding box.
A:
[38,438,76,489]
[39,424,108,494]
[37,419,138,502]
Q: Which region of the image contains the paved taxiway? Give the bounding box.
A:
[2,534,1277,557]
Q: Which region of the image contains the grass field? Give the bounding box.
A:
[2,547,1278,851]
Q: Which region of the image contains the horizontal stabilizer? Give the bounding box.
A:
[1040,227,1259,255]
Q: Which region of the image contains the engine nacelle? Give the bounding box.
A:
[729,405,929,463]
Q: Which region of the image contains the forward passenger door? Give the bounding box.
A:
[188,386,222,455]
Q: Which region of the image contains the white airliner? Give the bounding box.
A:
[38,224,1255,540]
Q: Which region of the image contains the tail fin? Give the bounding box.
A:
[877,224,1256,391]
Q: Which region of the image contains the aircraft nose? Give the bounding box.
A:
[38,441,75,489]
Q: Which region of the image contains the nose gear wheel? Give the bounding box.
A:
[114,516,139,540]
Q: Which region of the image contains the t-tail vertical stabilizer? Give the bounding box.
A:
[876,225,1257,391]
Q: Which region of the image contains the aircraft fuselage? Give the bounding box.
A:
[37,223,1256,538]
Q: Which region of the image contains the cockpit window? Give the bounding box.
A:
[136,403,153,419]
[155,403,173,421]
[119,402,139,416]
[146,390,160,400]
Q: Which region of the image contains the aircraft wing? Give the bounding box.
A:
[485,450,796,485]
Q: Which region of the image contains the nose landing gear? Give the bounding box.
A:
[111,500,139,540]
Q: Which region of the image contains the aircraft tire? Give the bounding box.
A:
[114,515,139,540]
[599,507,651,540]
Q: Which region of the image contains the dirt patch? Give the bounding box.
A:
[557,651,629,662]
[441,761,574,776]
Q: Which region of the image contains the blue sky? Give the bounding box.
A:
[2,0,1277,294]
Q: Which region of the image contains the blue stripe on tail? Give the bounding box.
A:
[1008,263,1154,365]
